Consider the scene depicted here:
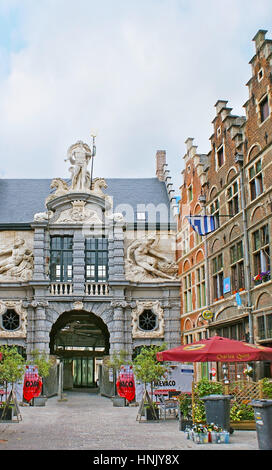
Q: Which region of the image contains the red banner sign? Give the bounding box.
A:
[23,365,43,402]
[116,365,135,402]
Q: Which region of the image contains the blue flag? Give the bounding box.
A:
[235,292,242,306]
[186,215,216,236]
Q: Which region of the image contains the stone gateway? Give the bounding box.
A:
[0,143,180,395]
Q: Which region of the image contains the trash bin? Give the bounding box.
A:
[201,394,233,432]
[250,399,272,450]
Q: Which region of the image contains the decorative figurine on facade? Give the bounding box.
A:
[65,141,93,192]
[0,238,33,281]
[126,236,178,281]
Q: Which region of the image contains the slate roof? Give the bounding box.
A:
[0,178,175,225]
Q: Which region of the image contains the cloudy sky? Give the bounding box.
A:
[0,0,272,192]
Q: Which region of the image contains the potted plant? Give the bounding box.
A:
[178,392,193,430]
[132,344,168,421]
[0,346,25,420]
[27,350,54,406]
[261,377,272,398]
[104,350,130,406]
[253,271,270,284]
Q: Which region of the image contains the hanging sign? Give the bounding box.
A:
[223,277,231,294]
[116,365,135,402]
[202,309,213,321]
[235,292,242,306]
[23,365,43,402]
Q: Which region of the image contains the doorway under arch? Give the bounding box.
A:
[49,310,110,389]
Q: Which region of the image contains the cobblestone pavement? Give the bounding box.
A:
[0,391,259,451]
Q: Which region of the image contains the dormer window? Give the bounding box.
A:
[136,212,146,221]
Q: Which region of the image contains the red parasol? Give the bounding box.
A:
[156,335,272,363]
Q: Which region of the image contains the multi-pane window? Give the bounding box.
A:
[230,241,244,291]
[184,273,192,313]
[188,185,193,202]
[212,254,223,299]
[196,266,206,308]
[249,159,263,201]
[182,226,190,254]
[210,198,220,228]
[227,180,239,216]
[85,238,108,282]
[50,236,73,282]
[252,225,270,279]
[257,314,272,340]
[215,323,244,341]
[259,94,269,122]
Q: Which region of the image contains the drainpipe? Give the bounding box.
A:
[235,153,254,344]
[198,193,211,320]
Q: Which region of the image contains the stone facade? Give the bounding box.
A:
[0,140,180,391]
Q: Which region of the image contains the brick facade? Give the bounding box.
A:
[178,30,272,381]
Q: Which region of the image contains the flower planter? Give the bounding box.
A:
[0,406,13,421]
[230,420,256,430]
[145,407,160,421]
[33,396,47,407]
[179,417,193,431]
[112,396,127,407]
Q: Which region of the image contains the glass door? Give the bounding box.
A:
[73,358,94,387]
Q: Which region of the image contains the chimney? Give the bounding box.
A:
[215,100,228,115]
[156,150,166,181]
[253,30,267,52]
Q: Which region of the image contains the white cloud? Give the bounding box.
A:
[0,0,272,192]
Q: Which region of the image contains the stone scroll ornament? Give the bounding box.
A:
[0,238,34,281]
[125,236,178,282]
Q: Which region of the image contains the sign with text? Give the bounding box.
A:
[23,365,42,402]
[116,365,135,402]
[135,364,194,403]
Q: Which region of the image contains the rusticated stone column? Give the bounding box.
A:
[32,300,49,354]
[72,230,85,295]
[32,222,48,281]
[110,300,127,353]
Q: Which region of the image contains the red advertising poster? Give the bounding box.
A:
[116,365,135,402]
[23,365,43,402]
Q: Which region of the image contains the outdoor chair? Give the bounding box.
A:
[157,394,178,420]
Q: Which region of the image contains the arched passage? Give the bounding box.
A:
[49,310,110,389]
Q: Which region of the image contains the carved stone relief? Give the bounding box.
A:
[131,300,164,338]
[0,234,34,281]
[0,300,27,338]
[54,200,103,224]
[125,235,178,282]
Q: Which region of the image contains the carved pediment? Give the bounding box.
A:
[54,200,103,224]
